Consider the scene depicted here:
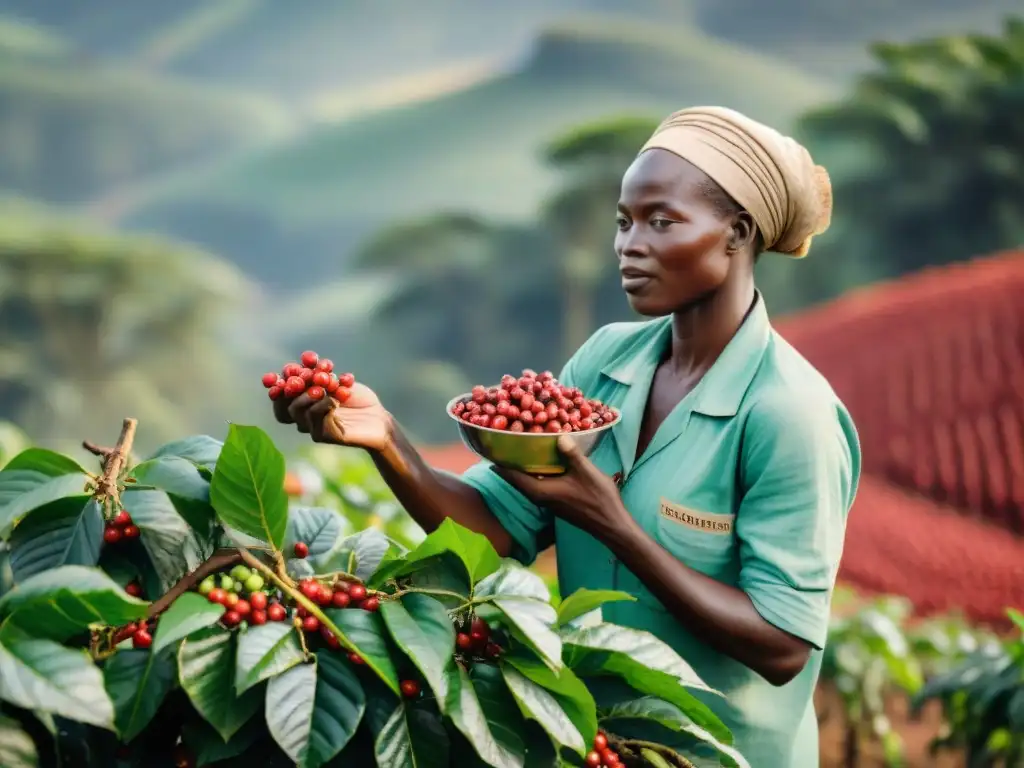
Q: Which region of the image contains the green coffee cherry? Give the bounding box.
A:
[244,574,265,593]
[198,576,216,595]
[219,575,234,591]
[231,565,252,582]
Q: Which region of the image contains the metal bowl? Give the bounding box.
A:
[445,393,618,475]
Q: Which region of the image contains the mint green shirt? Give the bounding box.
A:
[461,294,860,767]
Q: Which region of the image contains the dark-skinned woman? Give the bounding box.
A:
[275,106,860,767]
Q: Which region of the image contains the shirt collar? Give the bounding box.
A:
[599,291,771,417]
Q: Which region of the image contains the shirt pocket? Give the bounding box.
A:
[654,496,738,576]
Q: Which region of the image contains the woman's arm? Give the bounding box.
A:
[371,416,515,557]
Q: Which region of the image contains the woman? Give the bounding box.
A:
[275,106,861,767]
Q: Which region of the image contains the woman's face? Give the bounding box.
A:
[615,149,740,317]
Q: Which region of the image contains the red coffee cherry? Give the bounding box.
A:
[301,350,319,368]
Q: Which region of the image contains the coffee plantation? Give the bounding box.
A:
[0,418,751,768]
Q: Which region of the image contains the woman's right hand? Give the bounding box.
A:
[272,382,392,453]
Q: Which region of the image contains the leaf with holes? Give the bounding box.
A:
[103,646,177,742]
[7,497,104,583]
[265,652,365,768]
[209,425,288,551]
[180,626,262,742]
[379,593,455,707]
[234,622,305,695]
[0,624,114,729]
[0,565,147,642]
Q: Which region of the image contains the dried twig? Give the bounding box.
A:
[91,418,137,507]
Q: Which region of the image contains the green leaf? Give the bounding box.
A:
[600,697,751,768]
[379,519,500,587]
[445,663,526,768]
[0,714,38,768]
[234,622,305,695]
[0,565,147,641]
[287,507,344,560]
[563,624,731,745]
[501,663,585,755]
[503,653,597,754]
[1007,608,1024,634]
[148,435,223,468]
[209,424,288,551]
[0,624,114,729]
[476,564,561,671]
[121,489,207,592]
[182,717,262,767]
[265,652,366,768]
[328,529,396,582]
[0,472,91,538]
[7,496,104,582]
[2,448,86,477]
[370,697,450,768]
[556,589,636,627]
[325,607,400,695]
[379,594,456,707]
[104,646,177,742]
[131,457,216,537]
[152,593,225,654]
[180,626,262,742]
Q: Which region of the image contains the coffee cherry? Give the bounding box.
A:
[250,610,267,626]
[316,358,334,373]
[593,732,608,751]
[307,386,325,401]
[485,642,502,659]
[283,376,306,398]
[268,385,283,401]
[348,584,367,601]
[347,652,365,665]
[132,630,153,649]
[250,592,268,611]
[400,679,421,698]
[222,611,242,627]
[231,565,250,581]
[338,372,355,388]
[282,363,302,378]
[585,751,602,767]
[122,524,140,539]
[311,370,330,388]
[224,593,240,608]
[301,350,319,368]
[321,627,341,649]
[125,582,142,598]
[207,588,227,605]
[332,591,351,609]
[456,633,473,651]
[293,542,309,559]
[262,372,279,388]
[244,574,265,592]
[113,510,132,527]
[601,749,619,766]
[302,615,320,633]
[317,588,334,606]
[198,576,216,596]
[362,597,380,612]
[103,526,122,544]
[234,599,251,617]
[326,374,339,393]
[300,580,322,602]
[335,386,351,404]
[267,603,287,622]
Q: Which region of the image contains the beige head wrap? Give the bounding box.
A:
[640,106,833,257]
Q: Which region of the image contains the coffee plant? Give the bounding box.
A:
[0,418,751,768]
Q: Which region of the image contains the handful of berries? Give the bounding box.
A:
[451,369,617,433]
[261,350,356,404]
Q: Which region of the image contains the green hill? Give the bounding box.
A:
[0,57,294,203]
[124,17,835,287]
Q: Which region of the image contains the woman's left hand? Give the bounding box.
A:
[492,434,630,536]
